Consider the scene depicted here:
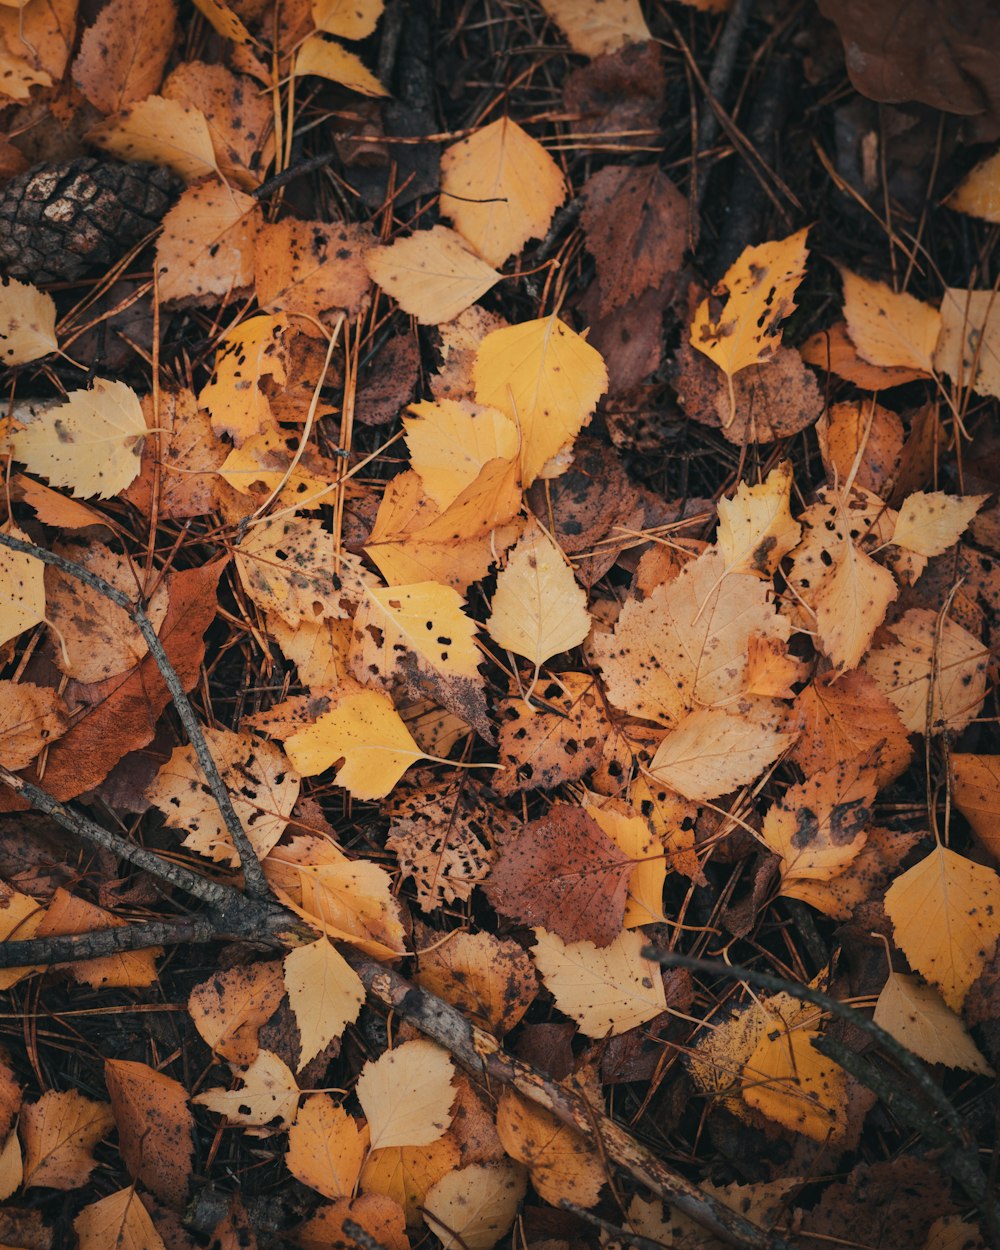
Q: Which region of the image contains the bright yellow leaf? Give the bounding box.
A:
[530,927,667,1037]
[286,1095,368,1198]
[440,117,567,267]
[884,843,1000,1010]
[742,1026,848,1142]
[88,95,220,182]
[366,226,500,326]
[313,0,384,38]
[191,0,254,43]
[840,268,940,373]
[295,34,387,96]
[946,151,1000,224]
[356,1040,455,1150]
[404,399,519,510]
[0,277,57,366]
[11,380,146,499]
[538,0,650,57]
[199,313,288,445]
[283,938,365,1070]
[0,524,47,648]
[717,461,801,576]
[585,795,666,927]
[473,315,607,485]
[486,522,590,669]
[873,973,993,1075]
[283,688,428,799]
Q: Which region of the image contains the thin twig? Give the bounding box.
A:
[0,531,271,898]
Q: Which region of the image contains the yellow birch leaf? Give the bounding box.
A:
[294,34,387,96]
[361,1138,460,1226]
[0,1131,21,1202]
[356,1039,455,1150]
[742,1027,848,1142]
[840,268,940,372]
[191,0,254,43]
[946,151,1000,224]
[884,844,1000,1010]
[688,990,809,1109]
[286,1095,368,1198]
[155,183,259,306]
[717,461,801,576]
[236,520,376,626]
[283,938,364,1070]
[891,490,987,557]
[146,725,299,865]
[0,880,45,990]
[424,1162,527,1250]
[11,380,146,499]
[584,795,666,927]
[351,581,489,738]
[924,1216,989,1250]
[495,1088,604,1209]
[283,688,428,799]
[873,972,993,1075]
[367,227,500,326]
[0,680,66,770]
[440,118,567,267]
[193,1050,299,1129]
[365,463,522,591]
[199,313,288,445]
[690,228,809,378]
[538,0,650,57]
[74,1187,166,1250]
[404,399,519,510]
[863,608,988,735]
[269,614,351,690]
[531,926,667,1037]
[88,95,220,182]
[0,278,57,366]
[647,707,795,802]
[593,547,789,727]
[933,288,1000,400]
[760,753,877,889]
[314,0,384,38]
[952,754,1000,859]
[20,1090,114,1190]
[473,315,607,486]
[486,522,590,667]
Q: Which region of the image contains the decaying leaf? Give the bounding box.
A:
[193,1050,300,1130]
[104,1059,194,1206]
[416,930,537,1035]
[742,1025,849,1142]
[20,1090,114,1190]
[840,269,940,374]
[424,1162,527,1250]
[367,227,500,326]
[188,960,286,1066]
[74,1187,166,1250]
[873,973,993,1075]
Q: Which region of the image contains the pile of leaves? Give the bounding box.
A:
[0,0,999,1248]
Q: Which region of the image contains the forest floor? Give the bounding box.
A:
[0,1,999,1249]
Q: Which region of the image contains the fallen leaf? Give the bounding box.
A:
[295,33,387,96]
[484,805,632,946]
[647,706,795,802]
[88,95,221,182]
[933,288,1000,400]
[155,183,259,306]
[404,399,518,511]
[495,1087,604,1208]
[200,313,288,445]
[283,937,364,1069]
[816,397,905,496]
[146,726,299,865]
[188,960,286,1066]
[531,926,667,1037]
[35,888,160,988]
[840,268,940,373]
[487,522,590,670]
[0,0,76,101]
[11,380,147,499]
[473,314,608,485]
[716,461,801,576]
[193,1050,300,1130]
[440,117,567,267]
[366,226,500,326]
[952,755,1000,859]
[356,1039,455,1150]
[742,1025,849,1141]
[873,973,993,1075]
[885,843,1000,1009]
[124,389,227,519]
[286,1095,367,1198]
[20,1090,113,1190]
[298,1195,410,1250]
[360,1138,460,1226]
[493,672,607,795]
[74,1187,166,1250]
[255,219,372,326]
[0,681,66,770]
[585,794,667,927]
[104,1060,194,1206]
[416,930,537,1035]
[192,0,254,42]
[314,0,384,38]
[891,490,987,557]
[800,321,929,389]
[0,524,46,648]
[947,151,1000,223]
[0,277,57,366]
[424,1162,527,1250]
[863,608,987,735]
[72,0,176,114]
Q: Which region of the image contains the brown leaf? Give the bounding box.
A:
[494,674,608,795]
[483,804,631,946]
[563,42,666,149]
[35,889,160,988]
[188,960,286,1066]
[72,0,176,114]
[800,321,928,390]
[416,930,537,1036]
[255,220,372,327]
[355,333,420,426]
[799,1158,952,1250]
[580,165,688,316]
[8,561,224,802]
[816,398,904,498]
[124,391,228,520]
[20,1090,113,1190]
[104,1060,195,1207]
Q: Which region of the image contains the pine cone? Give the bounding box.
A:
[0,157,181,284]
